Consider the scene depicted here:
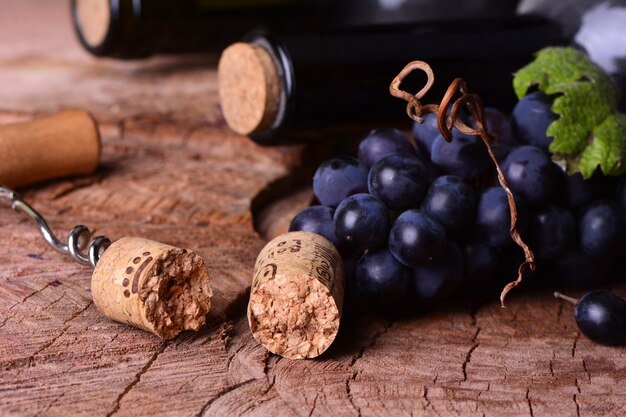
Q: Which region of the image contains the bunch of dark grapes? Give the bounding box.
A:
[290,94,626,337]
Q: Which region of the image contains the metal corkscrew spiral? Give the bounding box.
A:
[0,185,110,267]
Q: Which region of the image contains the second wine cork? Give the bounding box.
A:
[218,42,282,136]
[92,237,212,339]
[248,231,344,359]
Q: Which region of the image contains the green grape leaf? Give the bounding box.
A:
[513,47,625,178]
[579,113,626,178]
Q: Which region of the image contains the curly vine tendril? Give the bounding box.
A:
[389,61,536,307]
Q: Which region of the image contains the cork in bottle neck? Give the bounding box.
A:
[74,0,112,48]
[218,42,282,136]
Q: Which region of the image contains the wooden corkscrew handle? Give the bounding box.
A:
[0,109,101,188]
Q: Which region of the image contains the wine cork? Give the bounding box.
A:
[0,110,101,189]
[248,232,344,359]
[92,237,212,339]
[74,0,111,48]
[218,42,282,136]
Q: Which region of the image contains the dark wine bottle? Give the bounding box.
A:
[71,0,521,59]
[70,0,335,59]
[217,16,566,144]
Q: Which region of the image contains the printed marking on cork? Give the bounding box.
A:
[121,252,153,298]
[92,237,213,339]
[248,231,345,359]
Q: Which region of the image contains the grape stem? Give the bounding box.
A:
[554,291,579,305]
[389,61,536,308]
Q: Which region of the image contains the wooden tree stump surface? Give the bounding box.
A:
[1,2,625,417]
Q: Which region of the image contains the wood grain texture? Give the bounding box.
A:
[1,2,625,417]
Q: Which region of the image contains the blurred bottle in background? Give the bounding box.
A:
[71,0,520,59]
[72,0,332,58]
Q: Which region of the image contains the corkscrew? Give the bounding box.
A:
[0,184,110,267]
[0,184,213,339]
[0,111,212,339]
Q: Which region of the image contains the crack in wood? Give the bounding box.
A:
[468,299,486,327]
[572,332,580,358]
[193,379,256,417]
[13,280,56,306]
[462,342,479,382]
[345,319,395,417]
[105,341,168,417]
[265,355,281,382]
[237,376,276,416]
[307,393,319,417]
[62,299,93,323]
[459,300,486,384]
[42,293,66,312]
[582,360,591,382]
[477,383,490,400]
[573,374,582,417]
[241,391,276,415]
[18,324,69,369]
[462,328,481,382]
[1,274,81,331]
[422,387,432,410]
[345,371,360,417]
[349,319,394,368]
[11,300,93,374]
[526,389,534,417]
[546,349,556,381]
[0,310,17,329]
[95,332,121,360]
[265,375,276,394]
[271,383,302,417]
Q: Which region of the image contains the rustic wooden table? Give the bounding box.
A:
[1,2,625,416]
